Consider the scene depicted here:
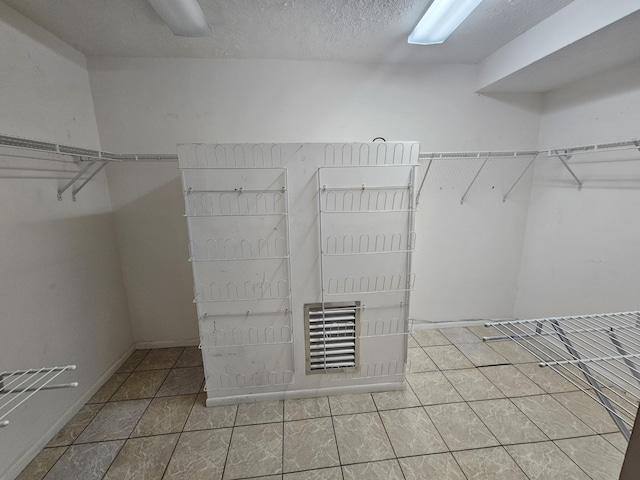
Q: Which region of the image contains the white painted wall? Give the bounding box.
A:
[515,60,640,318]
[0,4,132,479]
[88,57,542,339]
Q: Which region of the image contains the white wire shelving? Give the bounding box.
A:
[483,311,640,441]
[0,365,77,428]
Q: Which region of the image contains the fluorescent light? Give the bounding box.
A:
[148,0,212,37]
[408,0,483,45]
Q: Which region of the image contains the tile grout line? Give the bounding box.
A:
[219,395,240,480]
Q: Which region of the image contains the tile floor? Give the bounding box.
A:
[17,327,629,480]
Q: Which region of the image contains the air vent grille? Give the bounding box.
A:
[305,302,360,374]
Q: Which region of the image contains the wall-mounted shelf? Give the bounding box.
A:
[0,365,77,428]
[483,311,640,441]
[188,237,288,262]
[193,279,291,303]
[323,232,416,256]
[325,274,416,296]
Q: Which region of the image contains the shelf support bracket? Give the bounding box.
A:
[503,153,539,202]
[555,153,582,190]
[57,159,97,200]
[72,161,109,201]
[415,158,433,206]
[551,320,630,441]
[461,157,489,205]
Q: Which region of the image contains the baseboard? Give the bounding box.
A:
[412,317,513,329]
[2,344,136,480]
[205,381,406,407]
[134,338,199,349]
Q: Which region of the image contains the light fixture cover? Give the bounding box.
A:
[408,0,483,45]
[148,0,212,37]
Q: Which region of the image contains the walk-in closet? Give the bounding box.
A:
[2,1,640,479]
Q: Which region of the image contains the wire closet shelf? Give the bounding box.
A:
[483,311,640,441]
[0,365,77,428]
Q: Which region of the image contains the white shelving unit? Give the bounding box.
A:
[316,164,418,381]
[179,162,295,395]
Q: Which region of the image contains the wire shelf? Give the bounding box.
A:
[188,237,288,262]
[199,325,293,348]
[320,189,410,213]
[322,232,416,256]
[483,311,640,441]
[0,365,77,428]
[325,273,415,296]
[184,191,287,217]
[323,143,420,166]
[193,279,291,304]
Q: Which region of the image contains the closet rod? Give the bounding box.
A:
[0,134,178,163]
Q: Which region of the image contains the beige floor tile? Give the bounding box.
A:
[16,447,67,480]
[235,400,283,425]
[440,327,482,344]
[506,441,590,480]
[454,447,528,480]
[468,398,548,444]
[456,342,509,367]
[515,363,584,393]
[43,442,123,480]
[185,393,237,430]
[601,432,629,454]
[223,423,283,479]
[407,335,419,348]
[425,403,499,451]
[443,368,504,401]
[407,371,463,405]
[328,393,376,415]
[174,346,204,368]
[412,329,451,347]
[103,434,178,480]
[379,407,448,457]
[135,347,184,371]
[555,435,625,480]
[332,413,395,464]
[283,417,339,472]
[109,369,169,401]
[75,399,150,443]
[131,394,196,437]
[284,397,330,420]
[372,387,421,410]
[399,453,466,480]
[511,395,595,439]
[163,428,232,480]
[399,453,465,480]
[342,459,404,480]
[552,390,620,434]
[408,347,438,372]
[116,350,149,373]
[487,340,539,364]
[156,366,204,396]
[283,467,342,480]
[468,324,501,339]
[480,365,545,397]
[423,345,473,370]
[46,404,104,447]
[87,373,129,403]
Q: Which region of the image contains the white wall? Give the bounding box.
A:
[0,4,132,478]
[515,60,640,318]
[88,57,542,339]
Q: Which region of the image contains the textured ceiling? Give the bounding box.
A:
[2,0,575,63]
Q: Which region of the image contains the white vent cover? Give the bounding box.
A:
[305,302,360,374]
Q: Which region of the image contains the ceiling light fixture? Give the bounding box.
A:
[408,0,483,45]
[147,0,212,37]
